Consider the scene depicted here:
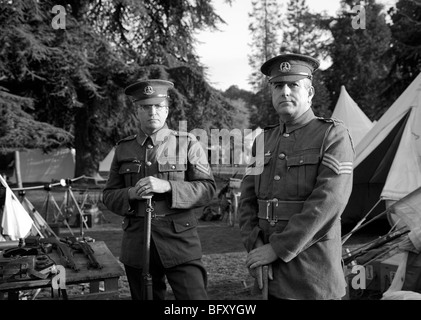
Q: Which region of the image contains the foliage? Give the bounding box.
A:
[248,0,284,91]
[0,0,236,177]
[382,0,421,107]
[281,0,331,61]
[311,72,332,117]
[167,66,234,133]
[0,87,73,154]
[0,1,74,153]
[323,0,392,120]
[223,86,256,129]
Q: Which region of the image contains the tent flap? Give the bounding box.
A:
[342,73,421,226]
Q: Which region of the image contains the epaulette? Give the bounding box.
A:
[263,123,280,131]
[316,117,344,126]
[116,135,137,145]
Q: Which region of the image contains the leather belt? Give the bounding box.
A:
[257,199,304,226]
[134,199,177,218]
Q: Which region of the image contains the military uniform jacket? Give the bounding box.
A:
[103,124,216,269]
[238,109,354,300]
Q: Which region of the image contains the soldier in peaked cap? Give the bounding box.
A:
[103,79,216,300]
[238,54,355,300]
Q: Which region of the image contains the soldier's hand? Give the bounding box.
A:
[128,187,143,200]
[134,176,172,197]
[246,244,277,269]
[249,264,273,290]
[248,265,264,289]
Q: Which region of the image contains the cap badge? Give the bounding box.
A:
[280,62,291,72]
[144,86,155,95]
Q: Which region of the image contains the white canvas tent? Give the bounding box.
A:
[332,85,374,146]
[8,148,75,184]
[342,73,421,226]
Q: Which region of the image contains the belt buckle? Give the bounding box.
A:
[268,198,278,226]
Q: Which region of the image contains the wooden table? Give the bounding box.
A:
[0,241,125,300]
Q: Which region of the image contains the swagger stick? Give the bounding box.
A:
[262,265,269,300]
[142,194,154,300]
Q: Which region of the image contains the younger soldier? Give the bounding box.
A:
[103,79,215,300]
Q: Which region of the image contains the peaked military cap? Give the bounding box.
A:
[124,79,174,105]
[261,53,320,83]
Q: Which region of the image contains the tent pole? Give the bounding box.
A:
[342,198,383,245]
[14,150,23,189]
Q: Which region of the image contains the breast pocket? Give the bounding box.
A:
[286,153,320,198]
[158,161,187,181]
[118,162,142,186]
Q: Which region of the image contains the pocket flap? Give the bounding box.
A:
[173,217,197,233]
[158,162,187,172]
[119,163,141,174]
[286,153,320,167]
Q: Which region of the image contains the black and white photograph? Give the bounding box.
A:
[0,0,420,315]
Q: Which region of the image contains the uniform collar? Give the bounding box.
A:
[281,108,315,134]
[136,123,169,146]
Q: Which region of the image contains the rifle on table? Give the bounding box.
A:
[65,236,102,270]
[40,237,80,272]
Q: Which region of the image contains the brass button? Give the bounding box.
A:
[126,168,130,172]
[274,175,280,181]
[185,222,190,227]
[146,161,152,166]
[147,144,153,149]
[171,165,176,169]
[283,133,290,137]
[299,159,304,164]
[278,153,286,160]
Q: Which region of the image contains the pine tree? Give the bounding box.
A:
[282,0,329,60]
[247,0,284,128]
[0,0,234,177]
[382,0,421,108]
[324,0,392,120]
[248,0,284,91]
[0,88,73,154]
